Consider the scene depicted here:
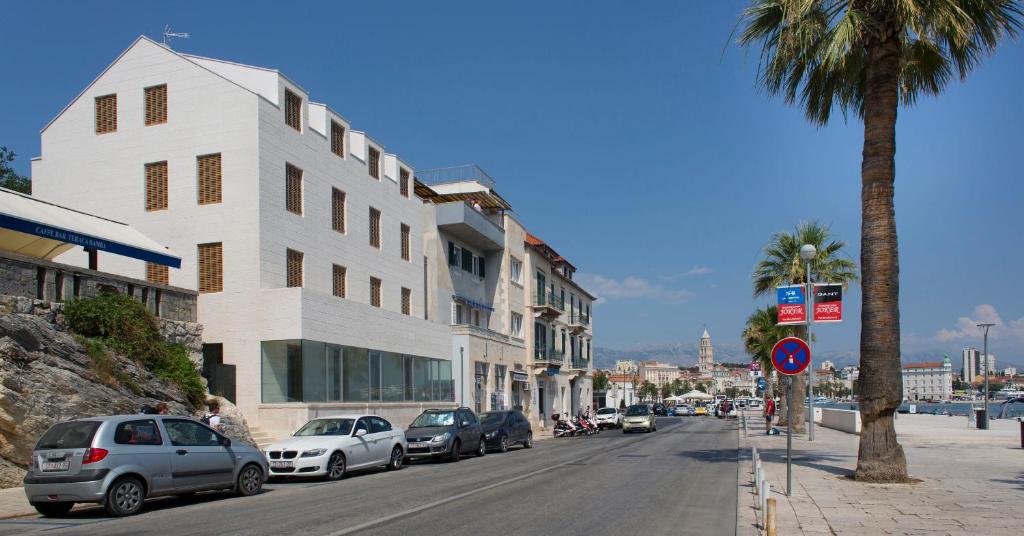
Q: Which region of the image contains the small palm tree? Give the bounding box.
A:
[739,0,1021,482]
[752,222,857,433]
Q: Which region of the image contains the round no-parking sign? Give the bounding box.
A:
[770,337,811,376]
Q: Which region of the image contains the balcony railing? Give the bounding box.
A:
[569,357,589,370]
[533,291,564,311]
[534,346,565,365]
[570,314,590,327]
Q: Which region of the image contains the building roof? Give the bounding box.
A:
[902,362,946,370]
[0,188,180,267]
[524,233,595,299]
[414,165,512,210]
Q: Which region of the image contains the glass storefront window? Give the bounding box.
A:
[438,360,453,402]
[343,347,369,402]
[382,352,404,402]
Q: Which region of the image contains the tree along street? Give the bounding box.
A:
[0,417,737,536]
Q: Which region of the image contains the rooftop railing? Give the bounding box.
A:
[417,164,496,189]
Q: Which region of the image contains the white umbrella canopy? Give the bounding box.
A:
[680,390,714,400]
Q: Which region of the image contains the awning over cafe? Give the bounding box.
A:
[0,188,180,267]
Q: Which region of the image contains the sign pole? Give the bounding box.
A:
[786,376,793,496]
[806,260,815,442]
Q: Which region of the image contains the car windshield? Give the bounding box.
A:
[294,418,354,436]
[597,408,617,415]
[478,412,506,426]
[37,421,101,449]
[411,411,455,428]
[625,406,650,416]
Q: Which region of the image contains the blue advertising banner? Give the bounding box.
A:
[776,284,806,325]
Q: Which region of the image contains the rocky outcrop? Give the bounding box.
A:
[0,311,250,488]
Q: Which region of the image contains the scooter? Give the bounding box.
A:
[552,414,576,438]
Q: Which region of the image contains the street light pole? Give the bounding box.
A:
[801,244,816,442]
[977,323,994,429]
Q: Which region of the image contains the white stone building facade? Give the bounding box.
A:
[902,357,954,401]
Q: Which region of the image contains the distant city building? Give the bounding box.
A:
[639,361,677,387]
[839,366,859,393]
[1003,367,1017,377]
[698,328,714,375]
[615,360,638,375]
[902,356,953,401]
[979,354,996,377]
[820,360,835,372]
[604,373,639,408]
[962,347,979,384]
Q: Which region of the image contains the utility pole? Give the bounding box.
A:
[801,244,816,441]
[977,323,994,429]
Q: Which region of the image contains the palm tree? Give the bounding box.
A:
[742,305,795,410]
[751,222,857,434]
[738,0,1021,482]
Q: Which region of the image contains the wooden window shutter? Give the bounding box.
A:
[285,89,302,130]
[399,168,410,197]
[370,277,382,307]
[286,163,303,215]
[197,242,223,293]
[331,121,345,157]
[146,262,169,285]
[401,287,411,315]
[400,224,410,261]
[145,161,168,211]
[368,147,381,179]
[333,264,347,298]
[197,153,222,205]
[369,208,381,248]
[332,188,346,233]
[95,94,117,134]
[286,249,303,287]
[144,85,167,125]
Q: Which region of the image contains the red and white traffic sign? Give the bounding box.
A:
[770,337,811,376]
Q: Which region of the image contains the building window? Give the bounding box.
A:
[197,153,222,205]
[145,161,168,211]
[332,188,346,233]
[285,163,303,215]
[511,312,524,338]
[330,121,345,158]
[286,249,303,288]
[146,263,168,286]
[369,208,381,248]
[401,287,411,315]
[475,256,486,278]
[368,147,381,179]
[95,94,117,134]
[461,248,474,273]
[510,257,523,284]
[370,277,382,307]
[448,241,459,267]
[285,89,302,131]
[399,167,410,198]
[197,242,223,293]
[400,224,410,261]
[333,264,346,298]
[144,84,167,126]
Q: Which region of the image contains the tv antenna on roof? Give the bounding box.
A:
[162,25,190,48]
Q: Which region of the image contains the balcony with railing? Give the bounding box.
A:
[569,313,590,333]
[567,356,589,371]
[533,345,565,366]
[530,290,564,319]
[436,201,504,251]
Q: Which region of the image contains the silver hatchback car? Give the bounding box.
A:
[24,415,268,517]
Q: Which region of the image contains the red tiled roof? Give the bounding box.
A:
[902,362,944,369]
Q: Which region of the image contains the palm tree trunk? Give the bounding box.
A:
[788,325,808,434]
[855,33,908,482]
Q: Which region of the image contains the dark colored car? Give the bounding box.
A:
[478,410,533,453]
[652,403,668,416]
[404,408,486,462]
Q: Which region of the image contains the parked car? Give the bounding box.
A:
[264,415,406,481]
[694,405,708,416]
[675,404,691,416]
[24,415,267,517]
[622,404,657,433]
[652,403,668,416]
[478,410,533,452]
[405,408,486,462]
[594,407,623,429]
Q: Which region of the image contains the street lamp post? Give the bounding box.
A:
[977,323,994,429]
[801,243,816,441]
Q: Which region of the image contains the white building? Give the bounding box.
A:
[962,347,979,384]
[604,373,639,409]
[1004,367,1018,377]
[31,36,454,438]
[639,361,677,388]
[614,360,638,374]
[902,357,953,401]
[820,360,835,372]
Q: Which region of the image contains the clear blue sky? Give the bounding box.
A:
[1,1,1022,367]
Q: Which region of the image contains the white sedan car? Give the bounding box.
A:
[594,407,623,429]
[264,414,407,480]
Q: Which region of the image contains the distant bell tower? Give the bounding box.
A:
[699,328,714,375]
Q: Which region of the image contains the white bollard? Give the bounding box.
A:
[756,466,763,497]
[761,481,770,528]
[752,447,758,476]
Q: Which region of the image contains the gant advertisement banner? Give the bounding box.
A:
[813,283,843,322]
[776,285,806,325]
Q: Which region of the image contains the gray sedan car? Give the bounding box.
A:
[24,415,268,517]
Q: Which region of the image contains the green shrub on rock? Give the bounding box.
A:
[64,294,204,407]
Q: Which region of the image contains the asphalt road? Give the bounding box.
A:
[0,417,738,536]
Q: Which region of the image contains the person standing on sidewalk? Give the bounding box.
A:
[765,397,776,431]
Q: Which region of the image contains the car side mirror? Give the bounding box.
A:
[460,421,470,428]
[220,437,232,447]
[355,429,367,437]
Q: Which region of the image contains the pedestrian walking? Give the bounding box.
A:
[204,402,223,431]
[156,402,170,415]
[765,397,776,432]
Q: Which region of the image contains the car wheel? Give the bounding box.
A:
[476,437,487,457]
[523,432,533,448]
[105,476,145,517]
[236,464,263,497]
[622,429,628,434]
[326,451,347,480]
[33,502,74,517]
[498,435,509,453]
[387,446,404,471]
[448,440,461,463]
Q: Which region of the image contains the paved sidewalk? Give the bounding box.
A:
[0,488,32,520]
[737,410,1022,535]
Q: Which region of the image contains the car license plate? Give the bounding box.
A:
[41,461,70,472]
[408,442,426,449]
[270,461,293,469]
